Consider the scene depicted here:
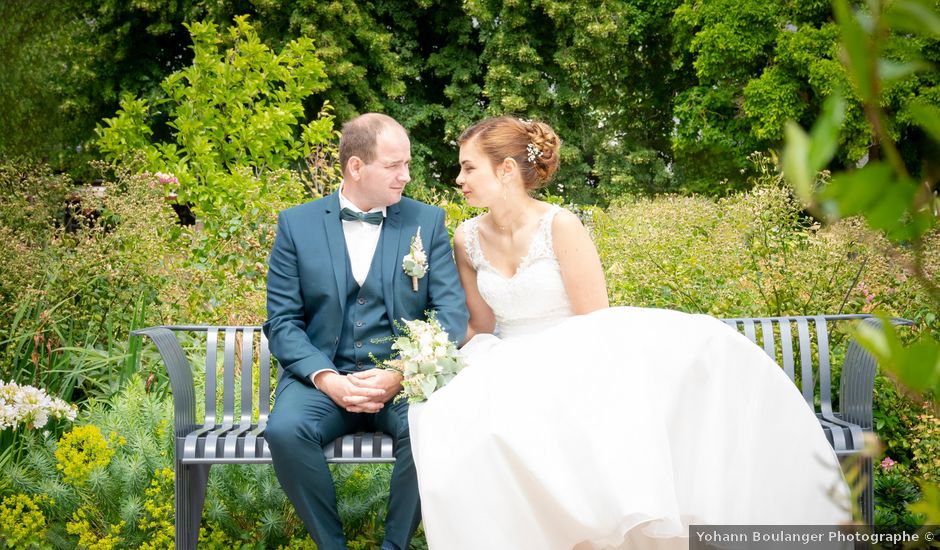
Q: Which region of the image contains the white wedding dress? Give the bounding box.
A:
[409,206,850,550]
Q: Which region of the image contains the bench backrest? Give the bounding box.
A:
[201,326,273,429]
[137,325,276,435]
[142,314,878,429]
[721,314,873,413]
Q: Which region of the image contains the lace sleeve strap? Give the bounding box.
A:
[533,204,563,258]
[460,217,484,270]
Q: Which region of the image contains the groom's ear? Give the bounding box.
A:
[346,156,364,180]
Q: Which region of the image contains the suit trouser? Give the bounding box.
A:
[266,378,419,550]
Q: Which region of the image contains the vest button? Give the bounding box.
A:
[357,361,363,368]
[355,341,363,348]
[358,298,366,305]
[356,320,364,327]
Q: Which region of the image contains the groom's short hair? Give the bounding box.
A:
[339,113,407,173]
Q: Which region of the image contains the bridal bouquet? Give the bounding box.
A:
[381,316,465,404]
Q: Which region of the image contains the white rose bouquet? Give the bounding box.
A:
[380,315,465,403]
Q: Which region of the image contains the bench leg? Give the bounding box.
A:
[860,456,874,526]
[176,462,211,550]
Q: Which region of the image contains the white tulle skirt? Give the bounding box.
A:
[409,307,850,550]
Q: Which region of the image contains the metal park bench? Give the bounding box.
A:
[133,313,900,548]
[132,325,395,550]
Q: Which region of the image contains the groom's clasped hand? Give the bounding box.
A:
[334,368,400,413]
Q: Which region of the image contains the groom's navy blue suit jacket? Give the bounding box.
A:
[264,192,468,392]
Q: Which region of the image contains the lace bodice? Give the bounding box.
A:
[462,205,573,339]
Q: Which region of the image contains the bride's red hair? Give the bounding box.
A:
[458,116,561,190]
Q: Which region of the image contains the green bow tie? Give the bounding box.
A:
[340,207,384,225]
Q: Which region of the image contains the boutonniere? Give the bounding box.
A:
[402,227,428,292]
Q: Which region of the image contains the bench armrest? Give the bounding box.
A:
[131,326,197,438]
[838,316,913,430]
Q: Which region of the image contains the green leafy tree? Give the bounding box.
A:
[95,16,338,284]
[97,15,333,216]
[0,0,228,175]
[673,0,940,194]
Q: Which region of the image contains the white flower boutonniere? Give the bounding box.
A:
[402,227,428,292]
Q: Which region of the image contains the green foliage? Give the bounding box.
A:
[96,15,332,218]
[673,0,940,192]
[874,462,925,531]
[0,163,175,403]
[0,0,220,177]
[0,493,51,549]
[1,377,174,548]
[0,373,412,548]
[95,16,342,301]
[783,0,940,399]
[782,0,940,526]
[594,154,877,318]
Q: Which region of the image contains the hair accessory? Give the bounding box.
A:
[526,143,544,163]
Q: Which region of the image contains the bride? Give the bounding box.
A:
[408,116,850,549]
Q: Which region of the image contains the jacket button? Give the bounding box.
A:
[358,298,366,305]
[356,320,364,327]
[355,341,363,348]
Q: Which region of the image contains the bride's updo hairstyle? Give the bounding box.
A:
[458,116,561,190]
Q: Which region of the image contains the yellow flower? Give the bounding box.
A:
[66,505,124,550]
[55,425,115,486]
[139,468,175,550]
[0,493,48,547]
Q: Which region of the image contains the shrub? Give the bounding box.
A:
[95,15,340,296]
[0,162,178,404]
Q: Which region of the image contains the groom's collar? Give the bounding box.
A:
[337,183,388,218]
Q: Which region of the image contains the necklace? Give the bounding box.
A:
[490,210,527,233]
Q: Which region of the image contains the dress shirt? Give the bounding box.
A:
[338,186,386,286]
[312,185,387,390]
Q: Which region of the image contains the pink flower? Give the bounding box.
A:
[154,171,179,186]
[856,281,876,303]
[880,457,897,471]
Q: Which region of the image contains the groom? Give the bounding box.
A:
[263,113,468,549]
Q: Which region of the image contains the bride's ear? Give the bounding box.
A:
[500,157,518,181]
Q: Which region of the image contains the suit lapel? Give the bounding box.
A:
[321,193,348,314]
[382,202,403,325]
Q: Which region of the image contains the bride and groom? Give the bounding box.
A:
[263,113,850,550]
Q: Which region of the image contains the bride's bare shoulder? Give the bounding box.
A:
[548,206,587,236]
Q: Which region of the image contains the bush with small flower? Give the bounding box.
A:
[874,455,925,531]
[66,505,124,550]
[0,380,77,431]
[0,380,77,473]
[0,493,49,548]
[54,425,118,486]
[379,316,464,404]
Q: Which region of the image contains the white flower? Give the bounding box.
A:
[402,227,429,290]
[0,380,77,432]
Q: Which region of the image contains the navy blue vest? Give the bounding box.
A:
[334,231,395,373]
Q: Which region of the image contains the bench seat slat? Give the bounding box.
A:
[179,431,394,463]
